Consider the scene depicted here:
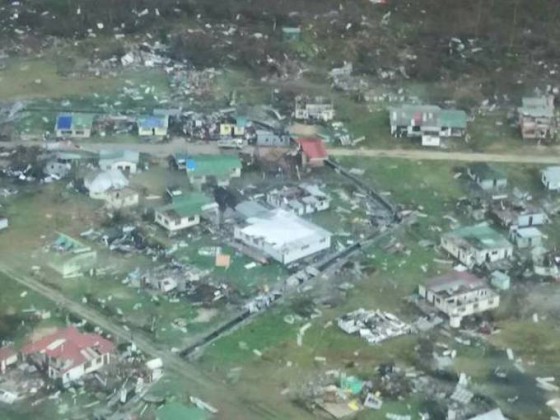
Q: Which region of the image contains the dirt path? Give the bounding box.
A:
[8,138,560,163]
[0,263,300,420]
[328,147,560,164]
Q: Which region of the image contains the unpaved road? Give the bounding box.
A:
[0,263,300,420]
[8,138,560,163]
[328,147,560,164]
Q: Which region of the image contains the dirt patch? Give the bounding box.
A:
[289,123,318,137]
[191,308,218,323]
[29,326,58,341]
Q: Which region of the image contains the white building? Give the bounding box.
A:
[0,217,8,231]
[266,184,330,216]
[99,150,140,174]
[541,166,560,191]
[104,188,140,210]
[441,223,513,268]
[22,326,114,386]
[419,271,500,328]
[234,208,331,265]
[84,169,129,200]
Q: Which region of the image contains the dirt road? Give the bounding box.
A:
[9,138,560,163]
[328,147,560,164]
[0,263,299,420]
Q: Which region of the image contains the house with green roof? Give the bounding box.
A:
[155,193,217,233]
[156,402,206,420]
[185,155,242,188]
[441,223,513,268]
[55,113,95,138]
[389,105,467,145]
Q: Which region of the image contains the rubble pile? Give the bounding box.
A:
[337,309,410,344]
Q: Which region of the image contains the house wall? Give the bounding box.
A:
[476,178,507,191]
[56,128,91,139]
[0,354,18,373]
[256,133,291,147]
[100,161,138,174]
[440,237,475,267]
[542,173,560,191]
[105,192,139,210]
[138,127,167,137]
[233,228,331,265]
[513,234,542,249]
[0,218,8,231]
[434,290,500,318]
[155,211,200,232]
[63,252,97,278]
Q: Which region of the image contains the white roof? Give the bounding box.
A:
[542,166,560,182]
[84,169,129,194]
[468,408,507,420]
[239,209,330,250]
[515,227,542,238]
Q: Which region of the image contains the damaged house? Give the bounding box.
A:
[21,326,114,386]
[441,223,513,268]
[99,150,140,174]
[266,184,330,216]
[389,105,467,146]
[155,193,218,233]
[47,233,97,278]
[491,203,547,229]
[518,96,556,141]
[84,169,139,209]
[55,113,95,139]
[137,115,169,137]
[219,116,248,137]
[294,96,335,122]
[234,208,331,265]
[467,163,508,191]
[419,271,500,328]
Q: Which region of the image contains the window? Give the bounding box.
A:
[84,361,92,370]
[301,245,310,251]
[488,299,494,305]
[473,303,479,310]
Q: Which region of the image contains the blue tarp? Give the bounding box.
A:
[57,115,72,130]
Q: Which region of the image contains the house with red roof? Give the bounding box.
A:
[295,138,328,167]
[21,326,114,385]
[0,345,18,374]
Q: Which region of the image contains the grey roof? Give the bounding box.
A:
[235,201,270,219]
[99,150,140,164]
[518,96,555,118]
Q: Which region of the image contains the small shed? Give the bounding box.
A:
[490,271,510,291]
[0,217,8,231]
[137,115,169,137]
[282,26,301,42]
[467,163,507,191]
[255,130,291,147]
[55,113,94,138]
[541,166,560,191]
[511,227,542,249]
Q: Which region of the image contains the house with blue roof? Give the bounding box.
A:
[55,113,95,138]
[137,115,169,137]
